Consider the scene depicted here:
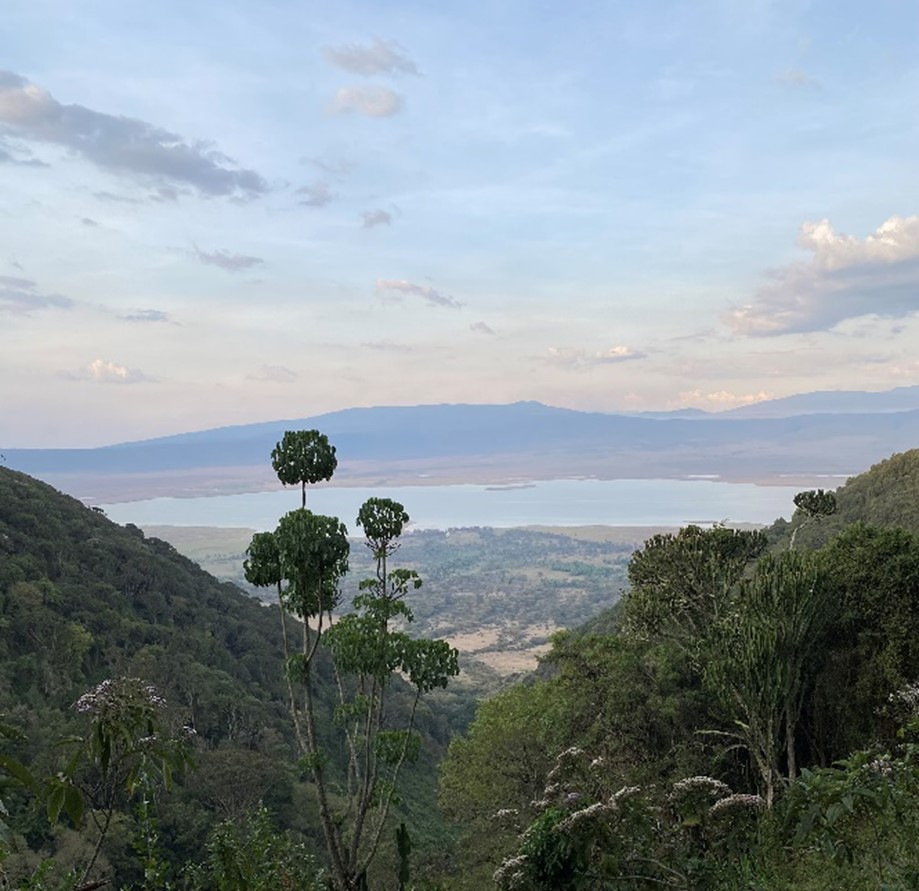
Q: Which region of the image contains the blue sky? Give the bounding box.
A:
[2,0,918,446]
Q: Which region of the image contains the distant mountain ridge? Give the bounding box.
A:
[722,385,919,418]
[4,389,919,501]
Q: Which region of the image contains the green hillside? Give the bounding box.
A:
[0,468,469,888]
[441,450,919,891]
[768,447,919,548]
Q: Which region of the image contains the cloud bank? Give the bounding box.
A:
[62,359,153,383]
[0,70,267,198]
[726,215,919,336]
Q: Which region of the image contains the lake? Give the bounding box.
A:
[99,478,802,531]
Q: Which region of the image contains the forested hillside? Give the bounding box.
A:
[440,448,919,890]
[767,448,919,549]
[0,467,468,889]
[5,445,919,890]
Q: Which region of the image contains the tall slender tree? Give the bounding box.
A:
[245,432,459,891]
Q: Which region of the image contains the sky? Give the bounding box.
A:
[2,0,918,447]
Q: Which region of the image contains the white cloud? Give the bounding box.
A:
[247,364,298,383]
[543,344,646,370]
[725,215,919,336]
[194,247,264,272]
[331,86,403,117]
[0,70,267,198]
[323,38,419,77]
[375,278,461,309]
[62,359,153,384]
[675,389,776,410]
[361,208,392,228]
[470,321,495,335]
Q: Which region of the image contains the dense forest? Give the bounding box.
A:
[3,445,919,889]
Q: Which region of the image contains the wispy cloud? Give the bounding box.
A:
[543,345,646,370]
[323,38,419,77]
[247,364,298,383]
[297,182,335,207]
[470,321,495,335]
[0,139,49,167]
[61,358,154,384]
[331,86,403,117]
[0,70,268,198]
[121,309,170,323]
[361,208,391,228]
[194,246,264,273]
[0,276,73,314]
[375,278,461,309]
[725,215,919,336]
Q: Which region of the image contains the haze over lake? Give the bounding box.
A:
[100,478,807,532]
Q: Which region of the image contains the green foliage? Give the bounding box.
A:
[276,509,349,619]
[357,498,410,560]
[270,429,337,508]
[0,467,308,885]
[703,551,831,804]
[624,524,766,650]
[767,448,919,549]
[492,746,765,891]
[793,489,837,520]
[241,532,281,589]
[183,805,324,891]
[439,633,718,889]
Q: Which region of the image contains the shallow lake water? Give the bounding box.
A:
[100,477,801,532]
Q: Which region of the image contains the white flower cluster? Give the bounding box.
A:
[544,747,585,784]
[493,854,528,888]
[491,808,519,821]
[708,793,765,817]
[866,755,893,777]
[670,775,731,801]
[889,682,919,712]
[73,677,167,716]
[553,786,641,834]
